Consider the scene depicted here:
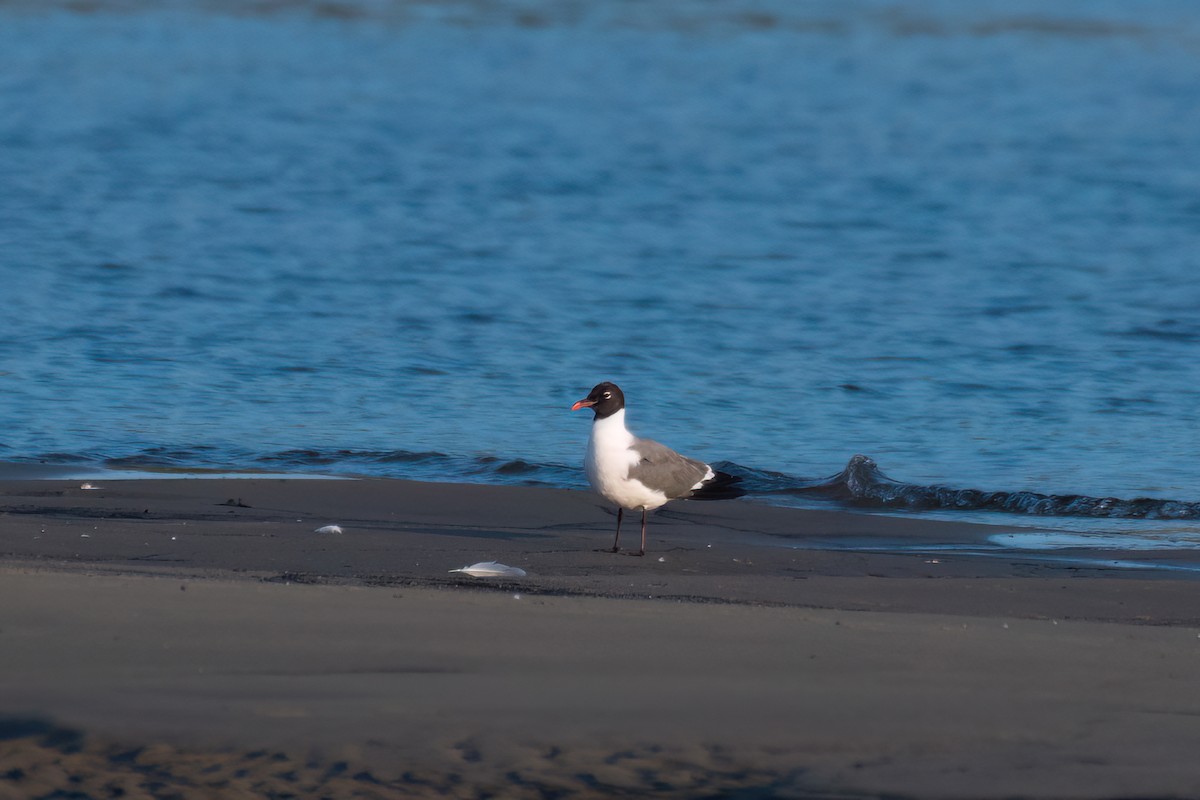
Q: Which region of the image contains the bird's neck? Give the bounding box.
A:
[590,408,633,447]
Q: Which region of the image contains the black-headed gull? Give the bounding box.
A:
[571,381,742,556]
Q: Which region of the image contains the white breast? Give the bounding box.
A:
[584,409,669,511]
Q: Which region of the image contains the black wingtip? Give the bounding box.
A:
[685,470,745,501]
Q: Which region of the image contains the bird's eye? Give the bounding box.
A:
[602,391,611,399]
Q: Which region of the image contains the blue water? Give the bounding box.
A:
[2,1,1200,545]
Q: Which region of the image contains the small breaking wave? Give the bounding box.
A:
[728,454,1200,520]
[251,449,585,487]
[3,447,584,487]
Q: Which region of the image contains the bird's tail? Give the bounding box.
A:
[686,470,745,501]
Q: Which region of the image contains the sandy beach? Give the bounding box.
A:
[3,477,1200,799]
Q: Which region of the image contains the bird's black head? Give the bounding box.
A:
[570,381,625,420]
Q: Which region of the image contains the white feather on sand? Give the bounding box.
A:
[448,561,526,578]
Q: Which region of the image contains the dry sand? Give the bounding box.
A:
[2,477,1200,799]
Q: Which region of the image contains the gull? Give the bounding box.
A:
[571,381,742,556]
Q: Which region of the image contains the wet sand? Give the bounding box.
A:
[3,477,1200,799]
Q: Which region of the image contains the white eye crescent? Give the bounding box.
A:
[602,391,611,398]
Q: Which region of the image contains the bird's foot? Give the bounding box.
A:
[599,546,644,557]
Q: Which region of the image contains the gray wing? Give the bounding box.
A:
[628,437,711,500]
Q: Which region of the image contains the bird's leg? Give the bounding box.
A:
[636,509,646,557]
[611,507,622,553]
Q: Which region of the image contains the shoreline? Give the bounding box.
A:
[3,475,1200,609]
[4,477,1200,798]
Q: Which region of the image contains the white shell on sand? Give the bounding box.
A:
[313,525,343,535]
